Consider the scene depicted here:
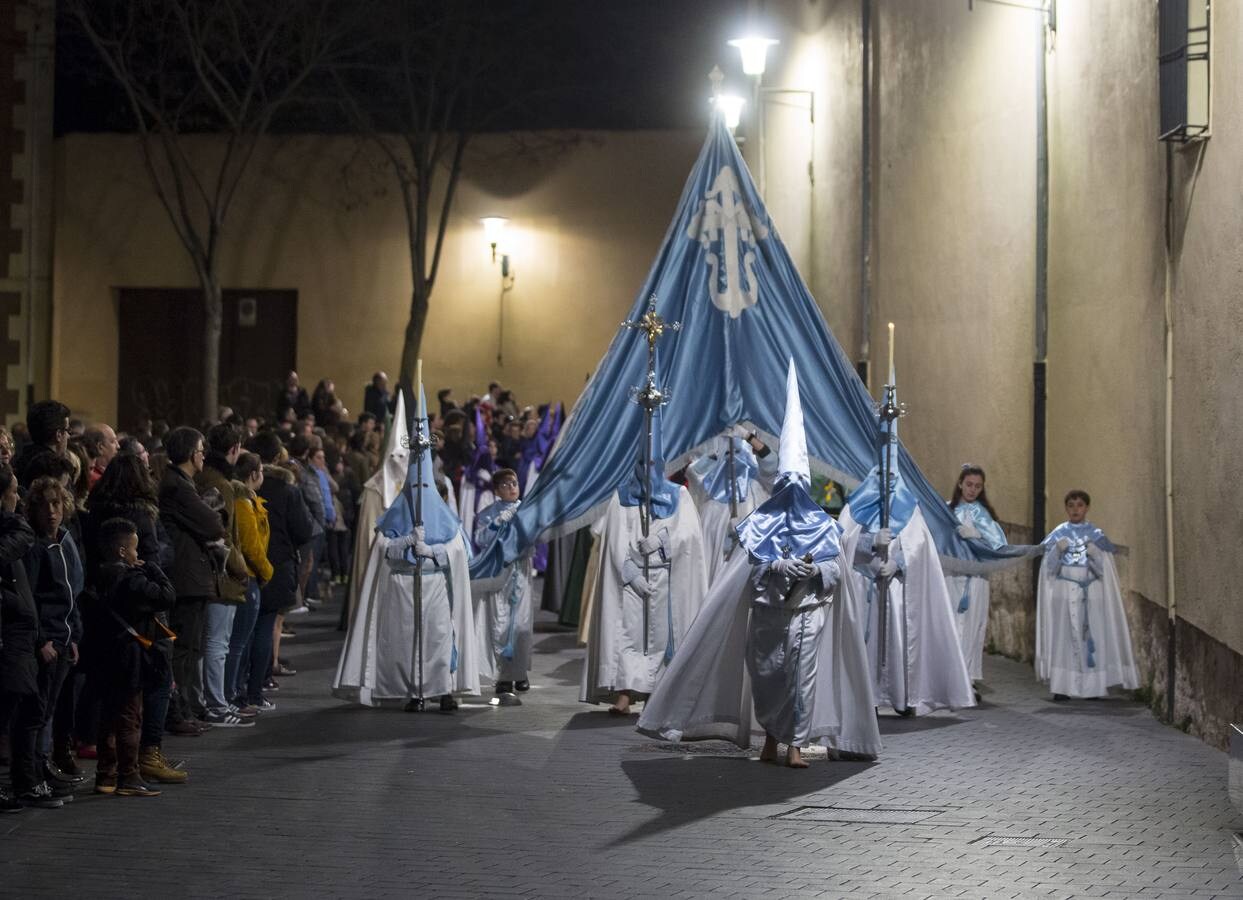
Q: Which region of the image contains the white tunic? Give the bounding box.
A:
[580,488,708,702]
[333,532,482,704]
[637,526,881,757]
[1036,546,1137,697]
[840,505,975,716]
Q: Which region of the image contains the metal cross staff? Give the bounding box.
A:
[622,295,681,653]
[400,423,433,712]
[875,375,908,695]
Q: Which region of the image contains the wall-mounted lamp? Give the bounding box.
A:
[728,36,778,77]
[481,216,509,263]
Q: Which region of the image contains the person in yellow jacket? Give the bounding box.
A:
[225,452,274,713]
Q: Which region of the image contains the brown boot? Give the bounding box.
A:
[139,747,188,784]
[53,739,82,778]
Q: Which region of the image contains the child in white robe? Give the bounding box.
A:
[471,468,533,697]
[945,465,1008,695]
[1036,490,1138,700]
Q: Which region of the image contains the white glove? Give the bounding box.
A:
[878,558,899,578]
[627,575,655,599]
[1055,537,1070,553]
[635,534,663,556]
[874,527,892,549]
[771,557,816,580]
[497,506,518,524]
[1085,541,1101,558]
[957,522,982,540]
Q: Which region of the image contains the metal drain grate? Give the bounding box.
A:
[774,806,947,825]
[973,835,1068,848]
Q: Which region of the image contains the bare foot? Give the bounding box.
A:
[608,692,632,716]
[786,746,810,769]
[760,735,779,764]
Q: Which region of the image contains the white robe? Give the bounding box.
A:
[471,506,534,684]
[637,527,881,757]
[458,476,494,549]
[688,483,769,586]
[840,505,975,716]
[333,532,482,704]
[1036,553,1138,697]
[580,489,708,703]
[945,575,989,682]
[346,483,385,622]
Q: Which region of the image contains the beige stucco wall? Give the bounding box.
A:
[51,130,703,425]
[760,0,1036,522]
[1045,1,1167,632]
[1166,0,1243,655]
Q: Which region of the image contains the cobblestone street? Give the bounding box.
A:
[3,595,1240,899]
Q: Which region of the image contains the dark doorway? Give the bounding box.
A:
[117,288,297,430]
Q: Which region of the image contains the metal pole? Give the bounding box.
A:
[727,435,738,518]
[640,382,652,655]
[859,0,874,386]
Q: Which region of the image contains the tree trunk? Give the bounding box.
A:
[398,282,431,398]
[200,269,224,423]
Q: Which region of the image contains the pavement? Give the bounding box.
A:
[2,590,1241,899]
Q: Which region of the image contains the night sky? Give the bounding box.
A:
[54,1,757,135]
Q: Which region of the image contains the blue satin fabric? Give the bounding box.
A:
[376,386,465,549]
[469,115,1033,580]
[953,501,1008,550]
[688,436,758,504]
[735,479,842,565]
[845,465,918,535]
[618,461,680,519]
[473,498,518,552]
[1043,521,1117,567]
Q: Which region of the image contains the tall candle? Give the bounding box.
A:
[415,358,424,420]
[887,322,895,380]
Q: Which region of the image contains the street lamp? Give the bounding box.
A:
[728,36,778,77]
[480,216,508,263]
[713,93,746,131]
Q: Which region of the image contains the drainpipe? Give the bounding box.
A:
[1032,12,1049,548]
[1163,142,1176,725]
[858,0,873,388]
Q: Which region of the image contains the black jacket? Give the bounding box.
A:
[81,500,164,582]
[12,442,56,488]
[0,511,38,694]
[256,465,314,567]
[24,526,84,651]
[158,467,226,598]
[94,560,176,691]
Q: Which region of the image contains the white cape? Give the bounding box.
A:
[1035,553,1138,697]
[687,481,769,586]
[334,532,482,704]
[458,478,494,549]
[840,505,975,716]
[580,488,708,702]
[636,526,882,757]
[346,483,385,622]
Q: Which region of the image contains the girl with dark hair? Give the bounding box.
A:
[945,465,1007,697]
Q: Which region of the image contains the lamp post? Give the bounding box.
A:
[482,216,516,365]
[729,36,778,195]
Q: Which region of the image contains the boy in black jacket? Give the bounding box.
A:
[92,518,175,797]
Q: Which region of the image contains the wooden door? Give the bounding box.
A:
[117,288,297,429]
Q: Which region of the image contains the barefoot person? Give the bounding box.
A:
[1036,490,1138,700]
[638,360,881,766]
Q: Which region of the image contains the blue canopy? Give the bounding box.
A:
[470,115,1033,579]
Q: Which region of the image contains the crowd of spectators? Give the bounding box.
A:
[0,369,554,810]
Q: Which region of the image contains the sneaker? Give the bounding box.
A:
[230,704,259,718]
[94,774,117,795]
[272,661,297,677]
[303,597,322,609]
[286,605,310,617]
[115,779,161,798]
[18,783,63,809]
[494,681,514,695]
[202,711,255,728]
[280,629,297,638]
[0,786,22,813]
[514,680,531,693]
[263,677,280,692]
[46,780,75,800]
[254,697,276,712]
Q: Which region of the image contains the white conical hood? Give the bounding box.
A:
[778,357,810,484]
[367,389,408,506]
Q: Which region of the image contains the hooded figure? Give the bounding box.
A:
[684,430,777,585]
[838,380,974,716]
[580,412,708,715]
[458,406,495,547]
[638,360,881,764]
[334,386,482,711]
[343,390,408,625]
